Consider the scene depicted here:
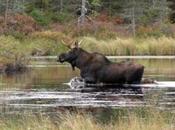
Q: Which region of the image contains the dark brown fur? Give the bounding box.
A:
[58,47,144,84]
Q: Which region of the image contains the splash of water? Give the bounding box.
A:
[65,77,175,89]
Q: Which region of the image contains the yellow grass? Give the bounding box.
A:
[0,35,67,64]
[30,31,175,55]
[0,108,174,130]
[80,36,175,55]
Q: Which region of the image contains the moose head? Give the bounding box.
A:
[57,40,83,70]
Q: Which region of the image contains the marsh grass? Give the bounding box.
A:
[24,37,68,56]
[81,36,175,55]
[0,108,174,130]
[1,34,175,60]
[0,35,30,67]
[1,34,175,68]
[0,35,67,65]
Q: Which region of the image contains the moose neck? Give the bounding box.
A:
[75,49,91,69]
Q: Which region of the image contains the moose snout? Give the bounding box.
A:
[57,53,66,63]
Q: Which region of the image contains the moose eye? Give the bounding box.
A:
[68,50,74,54]
[69,48,76,53]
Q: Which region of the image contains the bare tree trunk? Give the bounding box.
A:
[152,0,156,8]
[131,0,136,37]
[109,0,112,16]
[4,0,9,31]
[60,0,63,12]
[78,0,86,26]
[81,0,86,24]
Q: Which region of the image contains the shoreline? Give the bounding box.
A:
[30,55,175,60]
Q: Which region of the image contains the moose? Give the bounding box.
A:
[57,41,144,85]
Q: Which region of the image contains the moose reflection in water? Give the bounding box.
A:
[57,41,144,86]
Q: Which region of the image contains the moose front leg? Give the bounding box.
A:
[80,71,96,84]
[84,77,96,84]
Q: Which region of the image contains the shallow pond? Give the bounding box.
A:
[0,58,175,114]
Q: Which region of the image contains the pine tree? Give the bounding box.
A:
[168,0,175,23]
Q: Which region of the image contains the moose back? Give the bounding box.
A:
[57,44,144,84]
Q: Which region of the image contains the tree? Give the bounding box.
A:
[4,0,9,31]
[168,0,175,23]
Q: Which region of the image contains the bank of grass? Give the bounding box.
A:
[0,108,174,130]
[0,35,67,65]
[0,34,68,73]
[81,36,175,55]
[1,33,175,69]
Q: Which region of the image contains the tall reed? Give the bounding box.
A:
[81,36,175,56]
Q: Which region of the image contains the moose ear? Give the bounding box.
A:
[74,40,83,48]
[74,40,79,48]
[69,40,77,49]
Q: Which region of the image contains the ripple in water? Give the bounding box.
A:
[0,78,175,114]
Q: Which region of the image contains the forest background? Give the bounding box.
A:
[0,0,175,67]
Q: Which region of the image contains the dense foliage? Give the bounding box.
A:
[0,0,174,37]
[0,0,173,24]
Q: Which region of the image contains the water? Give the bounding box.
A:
[0,58,175,114]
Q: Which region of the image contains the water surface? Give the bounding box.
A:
[0,58,175,114]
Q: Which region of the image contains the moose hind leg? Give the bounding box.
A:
[84,77,96,84]
[127,66,144,84]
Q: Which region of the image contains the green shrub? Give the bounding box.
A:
[51,12,74,23]
[0,35,68,65]
[63,22,117,39]
[29,8,74,26]
[30,9,51,26]
[25,37,68,55]
[5,31,26,40]
[138,8,160,26]
[0,35,30,65]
